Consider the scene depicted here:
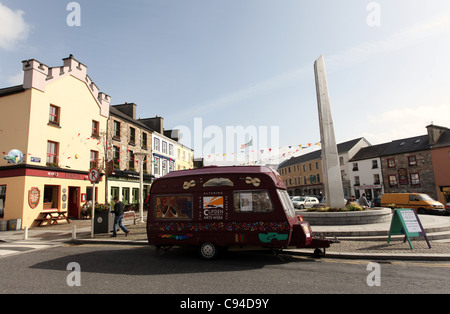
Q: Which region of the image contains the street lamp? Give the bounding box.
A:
[134,152,147,223]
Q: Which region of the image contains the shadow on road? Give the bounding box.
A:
[30,244,319,276]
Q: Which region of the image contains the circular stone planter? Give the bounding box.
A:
[298,207,392,226]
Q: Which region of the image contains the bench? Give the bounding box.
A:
[35,210,71,226]
[123,210,138,225]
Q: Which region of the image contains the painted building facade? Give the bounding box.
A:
[0,55,110,227]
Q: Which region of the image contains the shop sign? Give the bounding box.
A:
[398,168,408,185]
[28,187,40,209]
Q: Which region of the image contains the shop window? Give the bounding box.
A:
[110,187,119,207]
[154,195,193,219]
[43,185,59,209]
[0,185,6,218]
[122,187,130,205]
[132,188,139,204]
[234,190,273,213]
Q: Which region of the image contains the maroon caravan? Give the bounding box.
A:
[146,166,331,259]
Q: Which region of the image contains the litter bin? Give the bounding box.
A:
[0,220,7,231]
[94,210,115,234]
[8,219,22,231]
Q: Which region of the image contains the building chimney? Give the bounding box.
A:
[112,103,137,119]
[426,124,448,146]
[139,116,164,134]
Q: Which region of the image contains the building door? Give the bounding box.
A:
[68,187,80,218]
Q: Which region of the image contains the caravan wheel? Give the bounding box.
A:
[199,242,218,260]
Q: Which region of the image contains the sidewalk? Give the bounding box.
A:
[2,216,450,261]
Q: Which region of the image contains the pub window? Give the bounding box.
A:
[49,104,60,126]
[46,141,59,166]
[154,195,193,219]
[122,187,130,205]
[234,190,273,213]
[162,141,167,154]
[132,188,139,204]
[169,144,174,156]
[43,185,59,210]
[0,185,6,218]
[408,155,417,166]
[154,138,160,151]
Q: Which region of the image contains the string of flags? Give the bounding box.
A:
[204,141,321,165]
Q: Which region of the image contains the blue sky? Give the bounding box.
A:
[1,0,450,164]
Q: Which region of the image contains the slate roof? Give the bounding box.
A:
[279,138,364,169]
[350,134,432,162]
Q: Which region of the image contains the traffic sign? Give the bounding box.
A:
[88,168,99,183]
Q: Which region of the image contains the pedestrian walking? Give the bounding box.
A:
[111,196,129,237]
[359,193,369,208]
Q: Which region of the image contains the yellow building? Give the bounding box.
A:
[176,145,194,171]
[0,55,110,228]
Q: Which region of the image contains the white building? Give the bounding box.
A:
[348,143,388,200]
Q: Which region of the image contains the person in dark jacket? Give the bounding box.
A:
[112,196,129,237]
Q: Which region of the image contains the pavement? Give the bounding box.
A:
[1,214,450,261]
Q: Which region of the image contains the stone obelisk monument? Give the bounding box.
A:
[314,55,345,208]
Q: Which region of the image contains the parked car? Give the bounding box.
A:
[445,203,450,215]
[380,193,445,215]
[314,196,348,208]
[291,196,319,209]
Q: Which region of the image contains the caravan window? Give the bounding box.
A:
[155,195,193,219]
[234,190,273,213]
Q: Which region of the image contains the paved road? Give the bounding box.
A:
[1,243,450,295]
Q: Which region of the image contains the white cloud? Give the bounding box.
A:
[362,104,450,144]
[0,2,30,50]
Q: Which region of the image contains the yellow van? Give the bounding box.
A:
[380,193,445,214]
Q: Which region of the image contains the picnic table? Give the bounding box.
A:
[35,210,71,226]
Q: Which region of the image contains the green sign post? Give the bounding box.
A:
[387,208,431,250]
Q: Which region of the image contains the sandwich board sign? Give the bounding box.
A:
[387,208,431,249]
